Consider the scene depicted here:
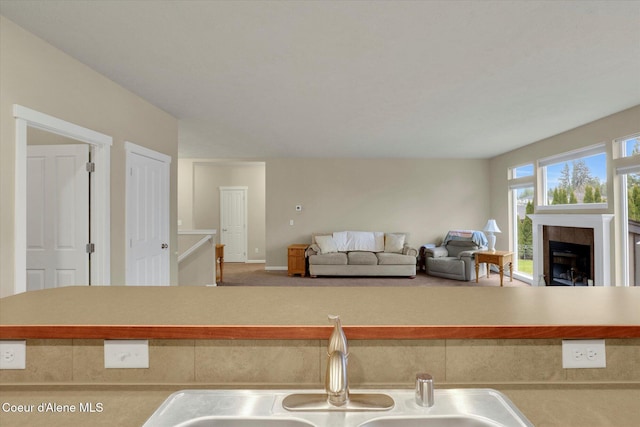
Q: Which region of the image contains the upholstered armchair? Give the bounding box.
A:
[424,230,488,281]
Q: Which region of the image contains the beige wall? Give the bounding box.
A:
[0,17,179,296]
[178,159,266,261]
[265,158,491,267]
[489,105,640,284]
[1,338,638,426]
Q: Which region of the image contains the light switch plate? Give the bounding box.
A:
[104,340,149,369]
[562,339,606,368]
[0,340,26,370]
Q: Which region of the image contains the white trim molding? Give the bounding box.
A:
[13,105,112,294]
[529,214,614,286]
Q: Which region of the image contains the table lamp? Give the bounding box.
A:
[483,219,501,252]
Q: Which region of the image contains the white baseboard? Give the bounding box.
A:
[246,259,266,264]
[265,266,287,271]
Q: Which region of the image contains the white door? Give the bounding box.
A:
[26,144,89,290]
[220,187,247,263]
[125,143,171,285]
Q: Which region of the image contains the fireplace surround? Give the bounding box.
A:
[529,214,614,286]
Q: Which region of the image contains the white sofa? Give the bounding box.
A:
[305,231,418,278]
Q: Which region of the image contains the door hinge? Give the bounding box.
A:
[86,243,95,254]
[86,162,95,173]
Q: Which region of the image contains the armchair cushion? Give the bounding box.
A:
[424,246,448,258]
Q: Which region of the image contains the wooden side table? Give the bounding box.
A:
[475,250,513,287]
[288,244,309,277]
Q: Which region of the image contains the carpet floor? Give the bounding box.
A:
[219,263,530,287]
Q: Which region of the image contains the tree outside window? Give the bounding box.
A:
[545,153,607,205]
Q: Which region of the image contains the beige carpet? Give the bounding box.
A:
[220,263,530,287]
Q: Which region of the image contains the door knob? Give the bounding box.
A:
[161,243,168,249]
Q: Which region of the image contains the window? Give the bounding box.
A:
[512,185,534,277]
[508,163,534,281]
[616,133,640,286]
[619,134,640,158]
[510,164,533,179]
[539,144,607,207]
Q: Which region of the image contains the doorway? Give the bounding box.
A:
[13,105,112,294]
[219,186,248,263]
[27,143,90,290]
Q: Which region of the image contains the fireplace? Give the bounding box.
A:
[529,214,614,286]
[548,240,591,286]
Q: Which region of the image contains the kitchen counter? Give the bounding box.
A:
[1,286,639,339]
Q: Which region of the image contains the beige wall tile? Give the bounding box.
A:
[72,340,195,383]
[566,338,640,382]
[195,340,321,385]
[446,339,565,382]
[0,339,72,383]
[347,340,446,386]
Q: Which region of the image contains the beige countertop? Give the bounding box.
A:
[1,286,639,339]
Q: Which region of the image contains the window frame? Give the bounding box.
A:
[508,163,535,284]
[537,143,608,210]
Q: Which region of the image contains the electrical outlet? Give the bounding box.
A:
[0,340,26,370]
[104,340,149,369]
[562,339,606,368]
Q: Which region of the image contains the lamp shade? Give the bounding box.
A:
[483,219,501,234]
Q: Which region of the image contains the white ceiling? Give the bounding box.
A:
[1,0,639,159]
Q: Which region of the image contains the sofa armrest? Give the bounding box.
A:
[305,244,320,257]
[424,246,448,258]
[403,245,418,257]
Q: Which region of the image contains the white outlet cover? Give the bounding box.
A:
[562,339,606,369]
[0,340,26,370]
[104,340,149,369]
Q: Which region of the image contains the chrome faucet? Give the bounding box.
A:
[326,315,349,406]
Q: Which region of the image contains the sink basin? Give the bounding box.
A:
[175,417,315,427]
[143,389,533,427]
[358,415,504,427]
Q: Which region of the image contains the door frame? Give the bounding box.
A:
[124,141,171,285]
[13,105,112,294]
[219,186,248,263]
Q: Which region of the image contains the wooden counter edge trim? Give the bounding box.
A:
[1,325,639,339]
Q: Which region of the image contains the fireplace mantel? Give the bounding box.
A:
[528,214,614,286]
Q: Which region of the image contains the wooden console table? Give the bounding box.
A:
[475,250,513,287]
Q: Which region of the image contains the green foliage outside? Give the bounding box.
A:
[517,200,533,274]
[549,159,606,205]
[629,174,640,222]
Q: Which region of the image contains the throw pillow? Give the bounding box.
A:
[315,235,338,254]
[384,233,405,253]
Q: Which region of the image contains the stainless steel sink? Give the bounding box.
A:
[143,389,533,427]
[175,418,315,427]
[358,415,505,427]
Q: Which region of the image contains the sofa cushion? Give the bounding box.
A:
[384,233,406,253]
[376,252,416,265]
[315,235,338,254]
[309,253,348,265]
[348,251,379,265]
[427,257,464,275]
